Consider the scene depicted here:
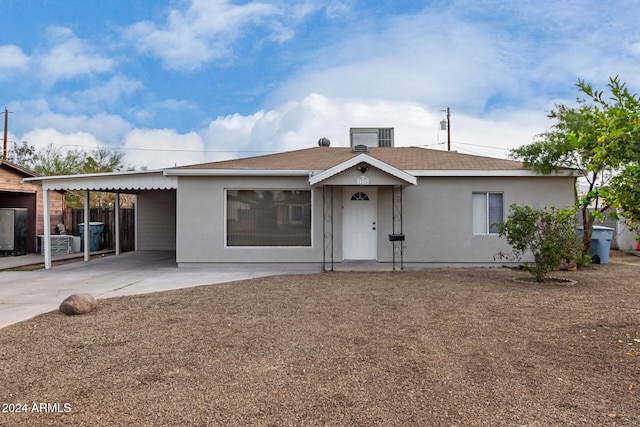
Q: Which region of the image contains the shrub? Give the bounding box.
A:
[497,205,582,282]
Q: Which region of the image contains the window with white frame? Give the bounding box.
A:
[226,190,311,246]
[472,192,503,234]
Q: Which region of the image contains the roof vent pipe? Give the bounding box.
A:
[318,137,331,147]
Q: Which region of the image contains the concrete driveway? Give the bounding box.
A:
[0,251,323,329]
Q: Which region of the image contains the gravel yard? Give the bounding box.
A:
[1,252,639,426]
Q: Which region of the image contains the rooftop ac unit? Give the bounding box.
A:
[350,127,394,148]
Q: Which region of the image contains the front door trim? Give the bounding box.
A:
[342,186,378,260]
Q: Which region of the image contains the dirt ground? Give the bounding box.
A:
[1,252,639,426]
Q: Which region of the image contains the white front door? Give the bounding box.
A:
[342,187,378,260]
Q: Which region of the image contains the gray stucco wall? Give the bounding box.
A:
[176,176,323,265]
[136,190,176,250]
[387,176,576,265]
[175,173,576,266]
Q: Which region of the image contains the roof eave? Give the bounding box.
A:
[408,169,579,177]
[22,170,176,192]
[22,169,165,184]
[164,169,313,177]
[309,153,417,186]
[0,160,38,177]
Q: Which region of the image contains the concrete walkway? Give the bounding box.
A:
[0,251,326,329]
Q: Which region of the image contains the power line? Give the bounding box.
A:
[420,142,446,148]
[22,140,512,156]
[454,146,491,157]
[452,141,511,151]
[58,144,279,154]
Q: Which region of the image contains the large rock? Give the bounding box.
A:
[59,293,98,315]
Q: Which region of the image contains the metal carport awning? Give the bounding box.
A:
[23,170,177,269]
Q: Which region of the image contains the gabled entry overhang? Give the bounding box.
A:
[308,154,417,186]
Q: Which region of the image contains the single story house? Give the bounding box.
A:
[1,159,65,253]
[25,128,577,269]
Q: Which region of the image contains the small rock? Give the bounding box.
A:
[59,293,98,315]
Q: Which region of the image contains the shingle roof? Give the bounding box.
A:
[176,146,525,171]
[0,159,38,177]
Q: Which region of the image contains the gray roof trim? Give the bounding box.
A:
[309,153,417,186]
[407,169,579,177]
[164,169,311,177]
[22,170,177,191]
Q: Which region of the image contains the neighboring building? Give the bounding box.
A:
[0,160,64,253]
[26,129,577,269]
[577,208,639,251]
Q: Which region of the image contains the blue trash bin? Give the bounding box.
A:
[577,225,615,264]
[78,222,105,251]
[589,226,614,264]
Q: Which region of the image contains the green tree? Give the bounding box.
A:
[510,76,640,256]
[31,144,85,176]
[608,164,640,230]
[81,147,127,174]
[7,141,38,167]
[8,142,132,207]
[497,205,582,282]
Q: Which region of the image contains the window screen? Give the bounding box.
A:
[227,190,311,246]
[488,193,503,233]
[472,193,488,234]
[472,192,503,234]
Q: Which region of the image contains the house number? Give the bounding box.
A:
[357,175,369,185]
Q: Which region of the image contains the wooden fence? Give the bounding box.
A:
[63,208,135,252]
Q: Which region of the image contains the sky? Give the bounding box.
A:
[1,0,640,170]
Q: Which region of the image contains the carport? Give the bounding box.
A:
[23,170,177,269]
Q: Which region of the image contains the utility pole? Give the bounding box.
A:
[440,107,451,151]
[446,107,451,151]
[3,108,13,161]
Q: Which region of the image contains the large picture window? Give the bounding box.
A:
[472,192,503,234]
[226,190,312,246]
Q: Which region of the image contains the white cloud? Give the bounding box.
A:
[9,0,640,175]
[13,96,552,172]
[123,0,356,71]
[37,27,115,85]
[21,128,103,153]
[201,93,547,161]
[267,1,640,120]
[323,0,355,19]
[0,45,30,75]
[156,99,198,111]
[122,128,206,169]
[445,109,551,158]
[16,99,132,147]
[268,9,520,114]
[128,108,156,125]
[45,76,143,114]
[125,0,282,71]
[73,76,143,106]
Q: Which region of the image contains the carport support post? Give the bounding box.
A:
[114,193,120,255]
[43,188,52,269]
[83,191,90,262]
